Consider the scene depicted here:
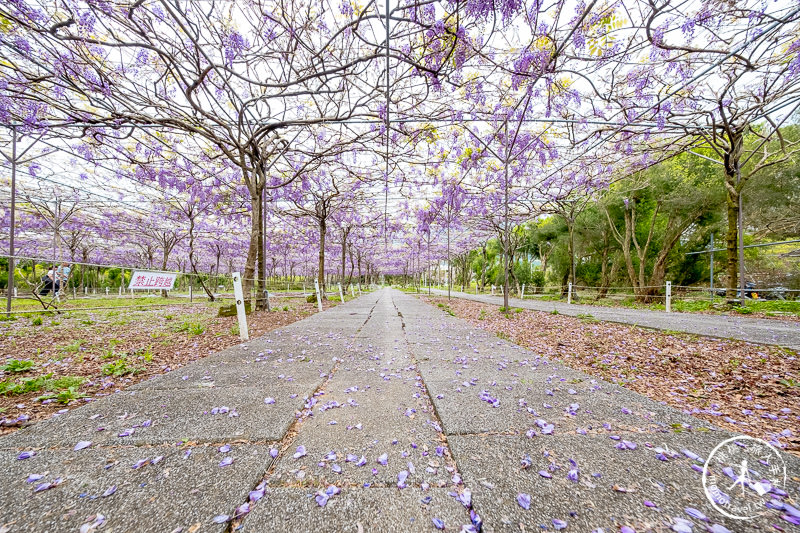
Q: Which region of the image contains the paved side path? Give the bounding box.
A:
[432,289,800,351]
[1,289,798,532]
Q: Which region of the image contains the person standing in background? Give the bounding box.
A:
[55,262,71,295]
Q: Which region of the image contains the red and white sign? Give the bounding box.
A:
[128,271,177,290]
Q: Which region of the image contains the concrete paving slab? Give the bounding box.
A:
[448,433,798,532]
[128,357,327,390]
[0,387,305,449]
[240,487,471,532]
[0,444,273,533]
[426,377,716,436]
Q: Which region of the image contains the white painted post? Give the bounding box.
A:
[73,287,76,298]
[84,286,87,295]
[460,285,463,293]
[119,286,122,296]
[287,282,290,293]
[303,282,306,295]
[666,281,672,313]
[567,282,572,305]
[338,283,345,303]
[351,285,355,297]
[105,287,109,296]
[358,284,362,295]
[520,284,525,299]
[314,279,323,312]
[475,284,478,295]
[491,285,495,296]
[13,287,17,297]
[232,272,249,340]
[189,282,193,303]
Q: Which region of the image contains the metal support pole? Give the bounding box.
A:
[568,282,573,305]
[232,272,249,341]
[5,126,16,314]
[665,281,672,313]
[264,290,271,311]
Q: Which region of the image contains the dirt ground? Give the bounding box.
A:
[0,296,333,433]
[423,296,800,456]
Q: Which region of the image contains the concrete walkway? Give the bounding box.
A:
[432,289,800,352]
[1,289,798,532]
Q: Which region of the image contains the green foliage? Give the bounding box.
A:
[134,345,154,362]
[174,320,205,336]
[51,376,87,389]
[101,358,141,377]
[37,386,89,404]
[1,359,36,373]
[0,373,86,397]
[0,314,16,322]
[31,316,43,326]
[60,339,85,353]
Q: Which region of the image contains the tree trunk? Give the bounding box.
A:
[243,193,261,296]
[724,129,744,298]
[318,218,326,299]
[725,186,740,298]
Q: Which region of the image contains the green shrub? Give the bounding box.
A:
[31,316,43,326]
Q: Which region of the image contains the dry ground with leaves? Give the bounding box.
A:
[0,296,333,432]
[423,296,800,456]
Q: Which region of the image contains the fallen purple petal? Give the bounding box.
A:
[517,493,531,510]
